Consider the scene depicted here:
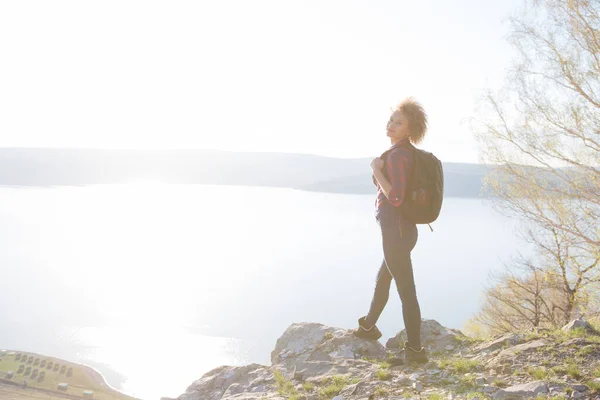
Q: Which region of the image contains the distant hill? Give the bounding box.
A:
[0,148,492,197]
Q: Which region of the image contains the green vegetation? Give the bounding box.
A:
[566,364,583,380]
[526,366,552,380]
[373,386,389,397]
[466,392,485,399]
[375,369,391,381]
[576,345,596,358]
[273,370,300,400]
[491,378,508,388]
[456,374,477,390]
[317,375,352,400]
[437,358,480,374]
[588,379,600,395]
[427,393,444,400]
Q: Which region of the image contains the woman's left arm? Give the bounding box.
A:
[372,149,411,207]
[371,158,392,197]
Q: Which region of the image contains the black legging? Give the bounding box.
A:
[365,207,422,348]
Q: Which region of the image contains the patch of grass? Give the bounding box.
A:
[378,361,391,369]
[491,378,508,388]
[551,365,567,375]
[593,367,600,378]
[566,364,583,380]
[274,370,300,399]
[324,331,334,341]
[576,345,596,358]
[525,331,543,341]
[588,379,600,394]
[466,393,485,399]
[565,387,574,395]
[550,326,594,343]
[526,366,552,380]
[540,359,552,367]
[373,386,389,396]
[318,375,351,400]
[439,378,456,387]
[437,358,481,374]
[302,381,315,391]
[427,393,444,400]
[430,350,445,358]
[455,335,479,345]
[456,374,477,392]
[375,369,391,381]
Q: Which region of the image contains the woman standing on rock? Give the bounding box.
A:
[353,97,428,364]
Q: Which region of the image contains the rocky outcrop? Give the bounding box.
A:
[171,318,600,400]
[271,323,386,374]
[385,319,468,353]
[562,318,600,335]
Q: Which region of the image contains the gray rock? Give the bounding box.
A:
[293,359,376,382]
[559,338,592,347]
[561,318,600,335]
[386,319,467,352]
[483,384,497,394]
[571,384,588,392]
[412,381,423,392]
[331,396,344,400]
[474,333,526,354]
[485,339,549,371]
[492,380,548,399]
[476,377,486,385]
[271,322,386,373]
[174,364,275,400]
[571,391,586,399]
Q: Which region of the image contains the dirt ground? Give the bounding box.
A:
[0,382,75,400]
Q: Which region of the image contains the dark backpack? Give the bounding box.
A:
[382,143,444,227]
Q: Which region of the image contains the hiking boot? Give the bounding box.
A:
[352,317,382,340]
[404,344,428,364]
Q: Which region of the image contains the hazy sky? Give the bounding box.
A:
[0,0,522,163]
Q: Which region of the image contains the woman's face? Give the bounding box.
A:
[386,110,410,140]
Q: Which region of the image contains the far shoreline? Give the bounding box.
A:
[0,349,139,400]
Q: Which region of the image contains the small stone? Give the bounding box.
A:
[409,373,420,381]
[483,384,496,394]
[412,381,423,392]
[331,396,344,400]
[571,391,586,399]
[571,384,588,392]
[445,345,454,351]
[476,377,486,385]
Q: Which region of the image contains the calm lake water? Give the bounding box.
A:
[0,184,528,399]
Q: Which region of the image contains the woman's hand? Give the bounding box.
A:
[371,157,384,171]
